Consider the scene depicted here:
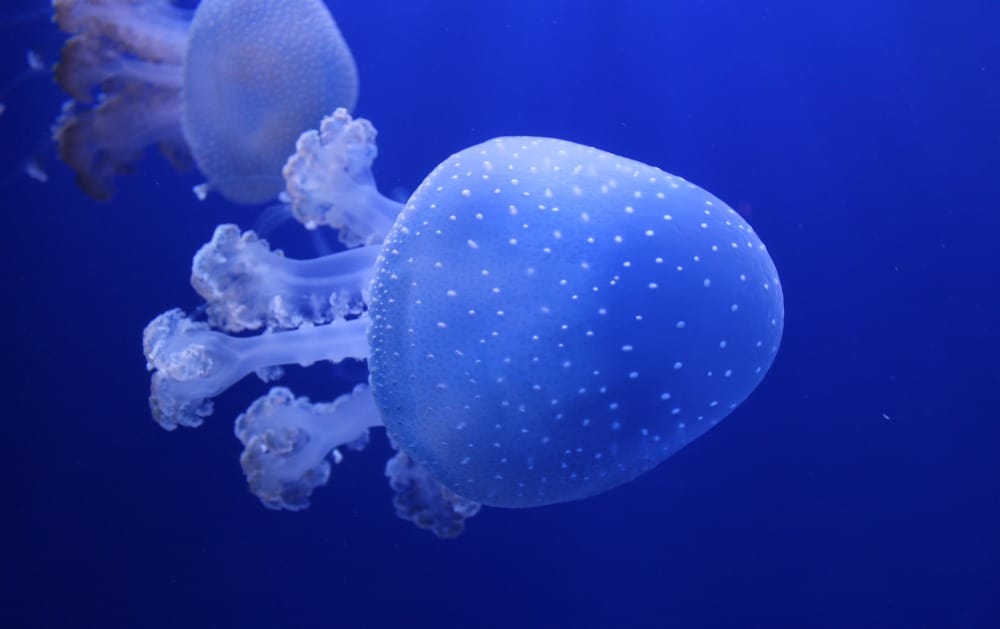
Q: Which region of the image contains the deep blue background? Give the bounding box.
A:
[2,1,998,627]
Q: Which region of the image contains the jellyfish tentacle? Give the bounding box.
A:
[51,0,191,199]
[236,384,381,511]
[143,308,369,430]
[385,449,482,539]
[282,108,403,245]
[53,86,188,200]
[54,30,185,103]
[53,0,192,67]
[191,224,380,333]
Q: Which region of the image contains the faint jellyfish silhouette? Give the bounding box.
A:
[51,0,358,203]
[0,50,52,187]
[0,49,45,116]
[143,109,784,536]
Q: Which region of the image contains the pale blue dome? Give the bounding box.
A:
[368,137,784,508]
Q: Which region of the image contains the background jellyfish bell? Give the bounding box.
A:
[181,0,359,204]
[51,0,359,204]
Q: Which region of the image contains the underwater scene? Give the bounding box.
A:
[1,0,997,627]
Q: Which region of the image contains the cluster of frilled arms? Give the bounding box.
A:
[50,0,194,200]
[142,109,481,538]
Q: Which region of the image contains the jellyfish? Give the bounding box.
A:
[0,50,46,117]
[143,109,784,536]
[0,49,50,187]
[51,0,358,203]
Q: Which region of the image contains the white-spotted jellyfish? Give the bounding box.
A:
[51,0,358,203]
[143,109,784,536]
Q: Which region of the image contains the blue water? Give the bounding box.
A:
[2,1,997,627]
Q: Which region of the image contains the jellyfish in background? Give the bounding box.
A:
[144,109,784,536]
[51,0,358,203]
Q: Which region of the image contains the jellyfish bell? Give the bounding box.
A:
[51,0,358,203]
[366,137,785,508]
[142,110,784,535]
[181,0,358,204]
